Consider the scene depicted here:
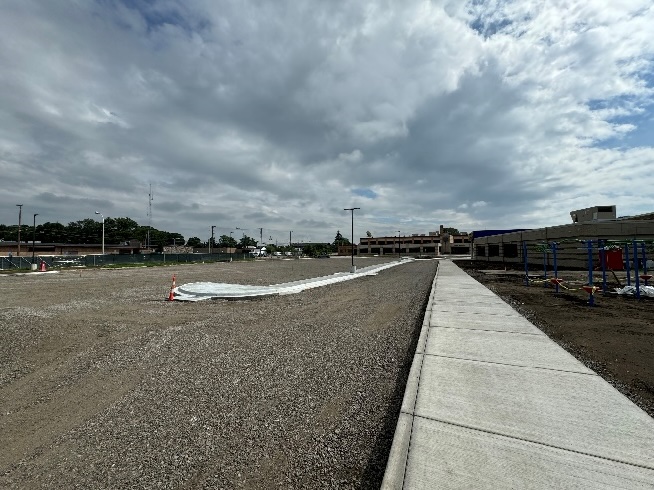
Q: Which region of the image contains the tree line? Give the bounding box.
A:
[0,217,184,248]
[1,221,362,255]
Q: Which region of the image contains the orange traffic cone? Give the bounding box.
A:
[167,274,176,301]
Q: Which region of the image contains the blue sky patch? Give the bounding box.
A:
[352,188,378,199]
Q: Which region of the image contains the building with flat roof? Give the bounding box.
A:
[472,206,654,269]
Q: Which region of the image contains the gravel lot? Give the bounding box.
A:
[0,256,438,489]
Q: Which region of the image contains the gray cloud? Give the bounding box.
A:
[1,0,653,243]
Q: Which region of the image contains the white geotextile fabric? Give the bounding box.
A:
[173,259,412,301]
[614,285,654,297]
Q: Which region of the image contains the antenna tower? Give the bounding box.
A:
[147,184,154,248]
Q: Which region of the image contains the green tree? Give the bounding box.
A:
[303,243,332,257]
[239,235,257,248]
[333,230,350,246]
[186,237,202,247]
[39,222,67,242]
[366,231,373,238]
[442,227,461,235]
[105,217,140,243]
[218,234,238,248]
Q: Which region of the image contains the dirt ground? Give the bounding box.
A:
[0,257,437,489]
[456,259,654,418]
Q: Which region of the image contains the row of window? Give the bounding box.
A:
[475,244,519,258]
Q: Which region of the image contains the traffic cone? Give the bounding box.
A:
[167,274,176,301]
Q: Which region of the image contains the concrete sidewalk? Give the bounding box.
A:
[383,259,654,489]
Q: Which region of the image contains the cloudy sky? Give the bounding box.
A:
[1,1,653,244]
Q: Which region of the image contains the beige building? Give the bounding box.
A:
[358,232,440,256]
[472,206,654,268]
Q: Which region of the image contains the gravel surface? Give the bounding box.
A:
[0,257,438,488]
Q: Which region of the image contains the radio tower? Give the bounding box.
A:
[147,184,154,249]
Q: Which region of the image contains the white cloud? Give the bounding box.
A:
[0,0,653,243]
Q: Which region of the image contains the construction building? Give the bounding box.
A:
[354,226,471,257]
[472,206,654,269]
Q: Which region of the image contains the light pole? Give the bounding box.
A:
[16,204,23,256]
[210,225,216,255]
[32,213,39,264]
[397,231,401,258]
[95,211,105,255]
[289,230,292,253]
[229,231,234,261]
[344,207,360,272]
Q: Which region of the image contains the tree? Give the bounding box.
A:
[218,234,238,248]
[366,231,373,238]
[333,230,350,246]
[39,222,67,243]
[239,235,257,248]
[186,237,202,247]
[441,227,461,235]
[302,243,332,257]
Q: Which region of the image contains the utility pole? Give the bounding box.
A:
[344,207,360,272]
[32,213,39,264]
[210,225,216,254]
[397,231,401,258]
[289,230,292,251]
[16,204,23,256]
[95,211,105,255]
[259,227,263,246]
[147,184,153,249]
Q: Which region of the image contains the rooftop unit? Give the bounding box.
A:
[570,205,616,223]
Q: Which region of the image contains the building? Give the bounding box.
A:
[570,205,616,223]
[472,206,654,269]
[358,231,440,256]
[438,225,472,255]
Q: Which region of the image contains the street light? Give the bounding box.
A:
[16,204,23,256]
[344,207,360,272]
[95,211,105,255]
[229,230,234,261]
[397,231,401,258]
[210,225,216,255]
[32,213,39,264]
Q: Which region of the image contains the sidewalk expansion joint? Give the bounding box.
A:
[430,309,524,317]
[429,325,543,336]
[413,414,654,472]
[424,353,598,376]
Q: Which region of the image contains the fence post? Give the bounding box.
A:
[625,244,631,286]
[552,242,559,293]
[599,240,607,294]
[522,241,529,286]
[586,241,595,306]
[633,240,640,299]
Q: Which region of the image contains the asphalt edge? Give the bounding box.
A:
[380,261,440,489]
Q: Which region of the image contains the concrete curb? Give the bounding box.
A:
[381,262,440,489]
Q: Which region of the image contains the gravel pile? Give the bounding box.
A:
[1,257,437,488]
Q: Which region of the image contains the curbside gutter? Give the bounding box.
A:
[381,262,440,489]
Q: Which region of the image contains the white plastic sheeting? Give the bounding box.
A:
[173,259,413,301]
[614,285,654,297]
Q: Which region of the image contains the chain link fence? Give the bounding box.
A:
[0,253,248,271]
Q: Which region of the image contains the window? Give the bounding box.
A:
[488,244,500,257]
[476,245,486,257]
[503,243,518,258]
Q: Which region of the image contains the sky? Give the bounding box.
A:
[1,0,653,245]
